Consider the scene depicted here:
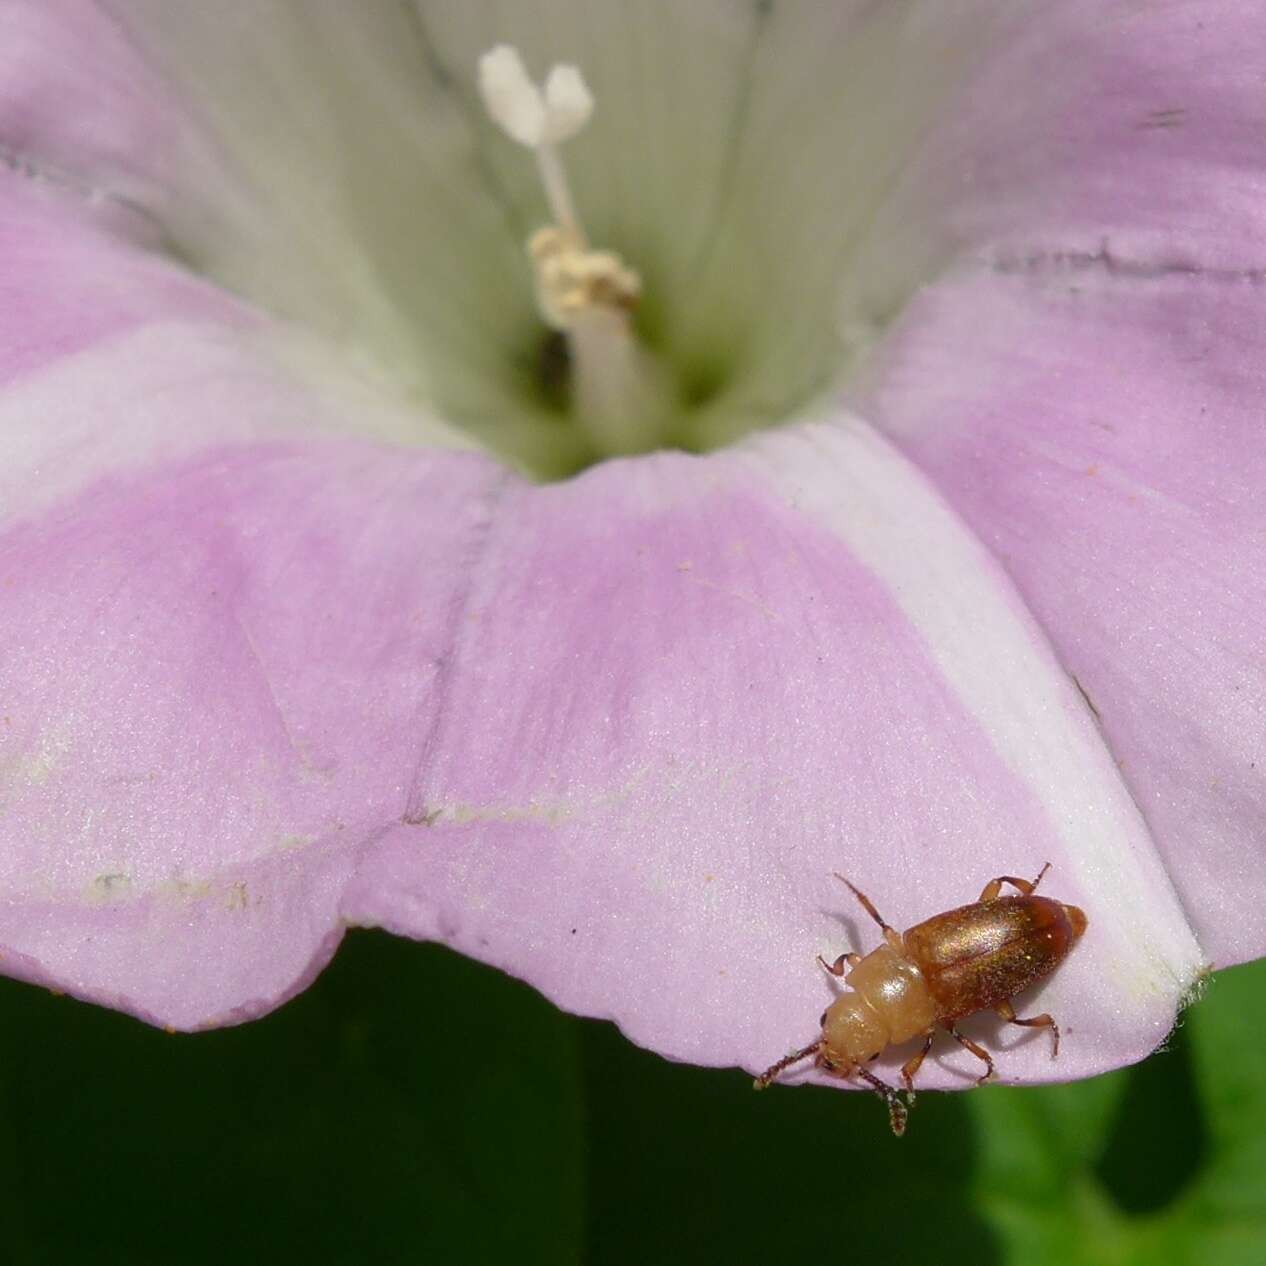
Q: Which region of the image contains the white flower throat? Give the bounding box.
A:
[134,10,992,484]
[478,45,677,460]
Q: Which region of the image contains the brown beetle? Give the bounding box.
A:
[754,863,1087,1135]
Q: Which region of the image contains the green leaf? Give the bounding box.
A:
[578,1018,994,1263]
[0,933,584,1266]
[3,939,1264,1264]
[967,958,1266,1266]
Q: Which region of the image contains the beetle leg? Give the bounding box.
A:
[856,1065,909,1137]
[833,874,903,950]
[901,1031,935,1097]
[996,1000,1061,1057]
[979,875,1031,901]
[752,1040,824,1090]
[978,861,1052,902]
[945,1023,996,1086]
[816,951,862,978]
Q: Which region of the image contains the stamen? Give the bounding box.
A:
[477,45,675,458]
[527,227,640,332]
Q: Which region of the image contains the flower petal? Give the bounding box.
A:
[4,0,597,472]
[848,0,1266,973]
[0,168,495,1027]
[860,265,1266,972]
[0,431,506,1028]
[893,1,1266,270]
[340,419,1200,1087]
[0,309,1202,1079]
[0,1,1221,1091]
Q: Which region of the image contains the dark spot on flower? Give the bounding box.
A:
[1138,107,1186,130]
[537,329,571,408]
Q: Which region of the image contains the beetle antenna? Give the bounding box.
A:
[856,1066,910,1137]
[753,1040,822,1090]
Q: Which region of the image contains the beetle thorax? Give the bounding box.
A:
[820,943,939,1068]
[847,944,938,1045]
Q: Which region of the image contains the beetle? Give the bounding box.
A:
[753,863,1087,1135]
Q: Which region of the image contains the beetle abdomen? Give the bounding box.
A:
[902,895,1084,1020]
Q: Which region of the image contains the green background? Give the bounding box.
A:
[0,933,1256,1265]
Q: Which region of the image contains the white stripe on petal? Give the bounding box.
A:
[741,414,1205,1038]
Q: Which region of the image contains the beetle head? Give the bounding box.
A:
[820,992,886,1069]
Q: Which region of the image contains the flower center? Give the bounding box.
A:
[478,46,678,462]
[140,9,986,483]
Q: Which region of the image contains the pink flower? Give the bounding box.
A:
[1,1,1251,1093]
